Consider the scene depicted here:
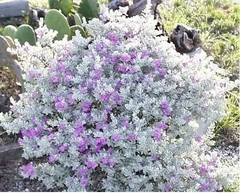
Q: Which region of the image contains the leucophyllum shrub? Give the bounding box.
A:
[0,4,239,192]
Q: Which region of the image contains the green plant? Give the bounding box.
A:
[2,24,36,46]
[45,9,71,40]
[2,25,17,39]
[48,0,60,9]
[14,24,36,45]
[78,0,99,20]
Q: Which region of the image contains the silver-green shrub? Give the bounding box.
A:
[0,3,239,192]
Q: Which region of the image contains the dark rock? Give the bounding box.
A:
[169,24,202,54]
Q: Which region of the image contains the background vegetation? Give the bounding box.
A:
[160,0,240,148]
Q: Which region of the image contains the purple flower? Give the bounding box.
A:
[128,66,136,74]
[101,157,110,165]
[209,157,217,166]
[51,76,60,83]
[82,101,91,113]
[77,137,89,152]
[124,31,133,38]
[153,59,163,70]
[106,33,119,44]
[183,116,190,123]
[199,165,208,174]
[190,76,198,83]
[200,183,209,191]
[112,91,122,105]
[48,133,57,141]
[118,65,128,73]
[96,123,103,131]
[100,92,111,103]
[121,117,130,128]
[59,123,66,130]
[164,182,171,191]
[79,168,88,178]
[18,138,24,145]
[21,128,41,138]
[195,136,202,142]
[152,155,158,162]
[68,98,75,105]
[158,69,166,77]
[22,162,35,177]
[85,161,98,169]
[49,155,56,163]
[128,133,137,142]
[110,55,118,65]
[120,54,132,63]
[57,61,66,72]
[162,108,172,116]
[141,50,149,59]
[94,137,107,152]
[115,81,122,90]
[55,101,68,111]
[74,121,86,137]
[81,178,89,187]
[96,42,105,51]
[157,123,168,130]
[112,134,121,142]
[161,102,169,109]
[59,144,68,152]
[93,69,102,80]
[153,129,163,142]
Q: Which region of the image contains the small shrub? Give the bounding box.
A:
[0,4,239,192]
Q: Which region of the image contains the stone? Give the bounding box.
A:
[0,0,29,18]
[169,24,202,54]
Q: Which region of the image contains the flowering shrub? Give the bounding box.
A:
[0,4,239,192]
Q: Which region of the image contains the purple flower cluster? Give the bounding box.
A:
[153,123,168,141]
[21,126,43,139]
[160,102,172,117]
[22,162,35,178]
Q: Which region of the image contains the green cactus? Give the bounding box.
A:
[78,0,99,21]
[2,25,17,39]
[14,24,36,46]
[59,0,74,16]
[74,13,82,26]
[70,25,87,38]
[48,0,60,9]
[45,9,71,40]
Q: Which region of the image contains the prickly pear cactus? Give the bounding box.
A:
[59,0,74,16]
[70,25,87,38]
[2,25,17,39]
[14,24,36,46]
[45,9,71,40]
[78,0,99,20]
[74,13,82,26]
[48,0,60,9]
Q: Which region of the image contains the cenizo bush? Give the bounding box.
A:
[0,3,239,192]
